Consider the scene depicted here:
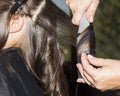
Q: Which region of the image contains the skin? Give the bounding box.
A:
[67,0,120,91]
[77,53,120,91]
[4,16,25,48]
[66,0,99,25]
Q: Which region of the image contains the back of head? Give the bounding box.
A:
[0,0,77,96]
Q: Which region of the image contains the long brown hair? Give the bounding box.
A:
[0,0,76,96]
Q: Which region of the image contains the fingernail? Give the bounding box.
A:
[89,16,93,22]
[87,54,93,59]
[77,79,82,82]
[77,78,85,83]
[76,63,80,68]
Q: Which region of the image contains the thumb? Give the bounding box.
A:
[87,54,106,67]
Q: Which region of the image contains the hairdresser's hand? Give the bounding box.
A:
[77,53,120,91]
[66,0,99,25]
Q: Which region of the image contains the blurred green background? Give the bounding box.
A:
[95,0,120,59]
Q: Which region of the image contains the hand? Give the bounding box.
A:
[77,53,120,91]
[66,0,99,25]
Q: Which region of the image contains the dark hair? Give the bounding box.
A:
[0,0,77,96]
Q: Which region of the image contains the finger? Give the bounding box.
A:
[86,0,99,22]
[76,64,84,78]
[72,8,84,25]
[82,73,91,85]
[76,64,85,83]
[71,0,90,26]
[83,70,94,83]
[66,0,76,13]
[77,78,85,83]
[87,54,107,67]
[81,53,96,77]
[68,1,83,25]
[77,64,91,85]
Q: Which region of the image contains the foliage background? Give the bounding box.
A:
[95,0,120,59]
